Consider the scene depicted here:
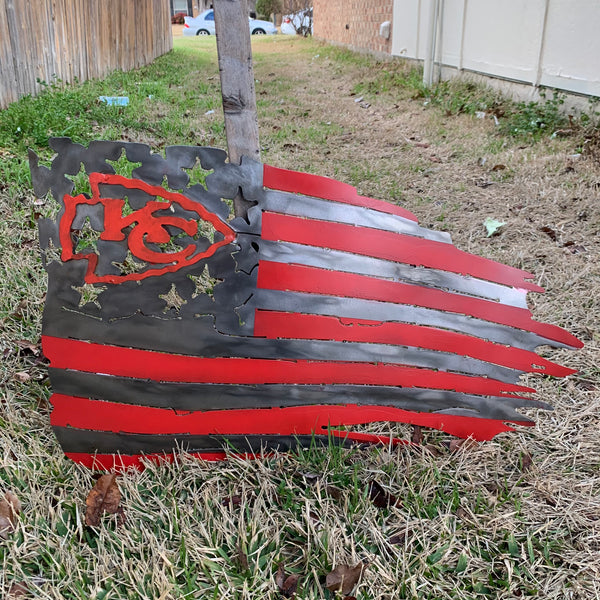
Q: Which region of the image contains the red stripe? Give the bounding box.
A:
[257,261,582,348]
[64,452,230,470]
[42,335,533,397]
[254,311,575,377]
[263,164,418,222]
[51,394,527,440]
[261,211,542,292]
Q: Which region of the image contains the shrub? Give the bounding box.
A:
[255,0,282,20]
[171,12,186,25]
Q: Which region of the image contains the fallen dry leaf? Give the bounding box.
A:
[325,563,366,595]
[14,340,41,355]
[13,371,31,383]
[0,491,22,539]
[235,542,249,572]
[221,494,243,508]
[475,179,494,188]
[84,473,124,527]
[276,562,299,598]
[455,506,470,520]
[280,574,299,598]
[423,444,442,456]
[3,491,21,513]
[324,485,344,501]
[562,241,587,254]
[388,531,409,545]
[325,562,366,596]
[520,452,533,472]
[11,299,28,320]
[7,582,29,598]
[539,225,558,241]
[411,425,423,445]
[275,563,286,589]
[448,438,478,453]
[0,515,13,538]
[368,480,400,508]
[301,471,320,484]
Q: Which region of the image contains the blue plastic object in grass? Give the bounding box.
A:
[98,96,129,106]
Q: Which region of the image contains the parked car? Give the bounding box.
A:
[248,16,278,35]
[183,10,216,35]
[281,7,313,36]
[183,9,277,36]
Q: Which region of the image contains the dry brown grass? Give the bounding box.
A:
[0,35,598,599]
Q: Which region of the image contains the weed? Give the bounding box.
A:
[500,90,569,140]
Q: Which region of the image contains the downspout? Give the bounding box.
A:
[423,0,442,87]
[534,0,550,94]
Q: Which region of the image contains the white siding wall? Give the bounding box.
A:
[391,0,600,98]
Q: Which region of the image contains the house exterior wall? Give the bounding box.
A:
[392,0,600,99]
[170,0,194,16]
[312,0,599,102]
[313,0,393,55]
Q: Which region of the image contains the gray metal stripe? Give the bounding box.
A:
[249,289,561,352]
[53,428,349,455]
[269,340,521,381]
[258,239,527,308]
[49,370,549,421]
[261,189,452,243]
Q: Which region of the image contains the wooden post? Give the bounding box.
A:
[214,0,260,218]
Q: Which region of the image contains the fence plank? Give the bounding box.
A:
[0,3,17,105]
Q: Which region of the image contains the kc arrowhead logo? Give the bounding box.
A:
[59,173,236,284]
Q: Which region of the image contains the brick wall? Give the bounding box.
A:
[313,0,393,55]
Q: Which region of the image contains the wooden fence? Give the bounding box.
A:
[0,0,172,109]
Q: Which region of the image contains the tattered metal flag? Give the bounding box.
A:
[30,138,581,469]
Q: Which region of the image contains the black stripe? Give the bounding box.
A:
[53,427,354,455]
[49,369,547,422]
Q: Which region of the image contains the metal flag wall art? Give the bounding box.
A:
[30,138,581,469]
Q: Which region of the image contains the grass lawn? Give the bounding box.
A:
[0,34,599,599]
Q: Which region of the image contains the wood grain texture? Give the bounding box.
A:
[214,0,260,217]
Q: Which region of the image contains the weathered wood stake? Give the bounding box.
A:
[214,0,260,218]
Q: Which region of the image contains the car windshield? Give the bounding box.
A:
[205,11,214,20]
